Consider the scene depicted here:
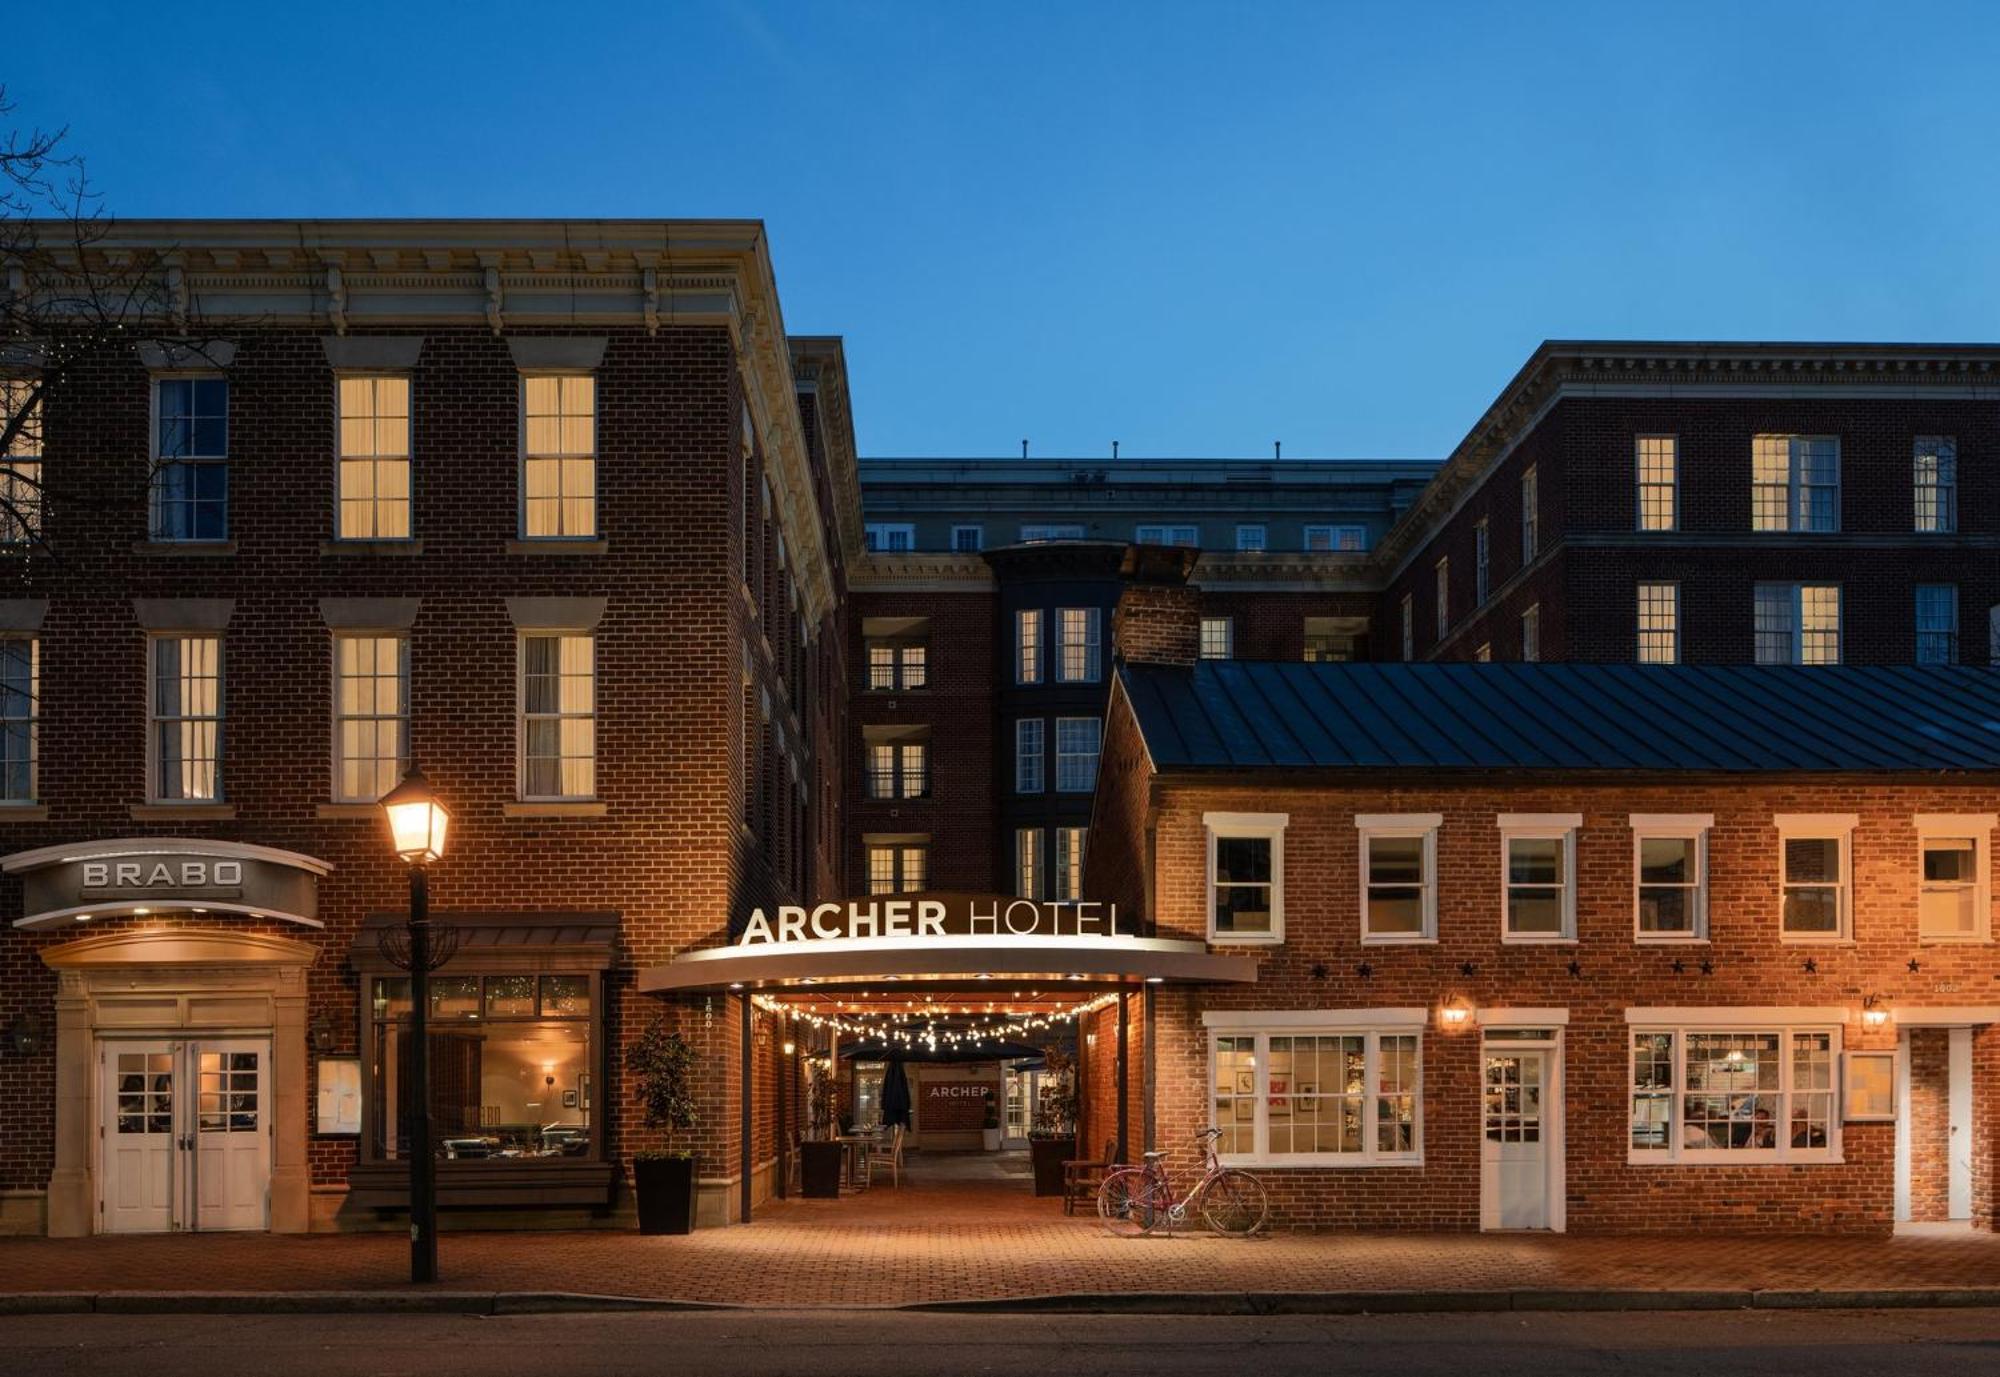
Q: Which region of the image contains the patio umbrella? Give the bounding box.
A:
[880,1056,913,1129]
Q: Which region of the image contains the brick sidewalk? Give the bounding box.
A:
[2,1178,1997,1307]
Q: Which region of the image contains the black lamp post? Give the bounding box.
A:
[381,764,451,1284]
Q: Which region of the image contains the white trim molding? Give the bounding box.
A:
[1203,811,1287,945]
[1625,1006,1849,1026]
[1203,1007,1429,1030]
[1474,1007,1570,1027]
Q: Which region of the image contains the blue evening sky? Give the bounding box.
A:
[10,2,1999,459]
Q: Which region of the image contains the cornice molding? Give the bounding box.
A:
[847,552,994,592]
[1191,551,1376,592]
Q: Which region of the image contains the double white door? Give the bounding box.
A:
[100,1038,270,1233]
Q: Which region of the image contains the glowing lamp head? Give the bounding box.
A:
[1440,997,1474,1027]
[381,765,450,864]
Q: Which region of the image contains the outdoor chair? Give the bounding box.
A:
[864,1123,904,1188]
[1062,1138,1120,1216]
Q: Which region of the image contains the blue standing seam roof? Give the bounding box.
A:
[1118,661,2000,774]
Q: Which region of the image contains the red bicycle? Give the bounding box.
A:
[1097,1127,1269,1237]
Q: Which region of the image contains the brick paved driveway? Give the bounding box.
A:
[3,1175,1997,1307]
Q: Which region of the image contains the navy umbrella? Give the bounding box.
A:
[880,1057,913,1129]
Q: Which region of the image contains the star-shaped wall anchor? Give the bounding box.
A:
[1907,958,1922,973]
[1699,960,1714,975]
[1356,962,1374,979]
[1671,958,1686,974]
[1309,963,1329,981]
[1459,961,1478,977]
[1566,959,1583,977]
[1802,957,1818,974]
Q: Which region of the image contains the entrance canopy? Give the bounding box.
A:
[636,891,1257,995]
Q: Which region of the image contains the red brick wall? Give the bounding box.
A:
[1196,590,1377,660]
[1111,584,1200,666]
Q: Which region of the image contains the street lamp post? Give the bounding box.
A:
[381,764,451,1285]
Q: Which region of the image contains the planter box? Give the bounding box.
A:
[632,1154,699,1235]
[982,1127,1003,1152]
[1029,1136,1075,1197]
[801,1140,846,1198]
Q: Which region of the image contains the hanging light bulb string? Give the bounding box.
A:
[752,990,1118,1049]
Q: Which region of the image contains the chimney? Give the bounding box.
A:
[1112,546,1203,666]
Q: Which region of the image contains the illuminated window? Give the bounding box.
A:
[1500,814,1578,941]
[1916,584,1958,664]
[865,736,928,800]
[1055,826,1087,901]
[865,640,926,691]
[336,375,411,539]
[1520,604,1540,662]
[1631,814,1710,941]
[1635,436,1677,531]
[1206,812,1286,942]
[1303,617,1354,663]
[519,633,595,799]
[1917,815,1993,942]
[1751,435,1839,532]
[150,635,222,801]
[865,840,927,895]
[1913,437,1956,533]
[1754,584,1840,664]
[1016,609,1043,684]
[1474,642,1491,662]
[1637,582,1679,664]
[1775,814,1854,941]
[1235,524,1266,552]
[0,378,43,544]
[1055,717,1100,793]
[1629,1025,1837,1163]
[151,377,229,542]
[1304,524,1366,552]
[1200,616,1233,660]
[0,636,38,801]
[1015,828,1043,899]
[1056,607,1100,682]
[1358,814,1439,943]
[333,634,407,802]
[1209,1024,1420,1165]
[521,374,596,538]
[1015,717,1045,793]
[1520,465,1539,561]
[1473,519,1489,603]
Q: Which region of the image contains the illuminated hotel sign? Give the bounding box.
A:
[738,897,1122,946]
[3,838,331,929]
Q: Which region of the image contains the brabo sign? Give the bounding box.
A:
[83,859,245,892]
[738,895,1123,946]
[2,839,329,930]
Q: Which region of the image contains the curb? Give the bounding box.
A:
[0,1291,737,1316]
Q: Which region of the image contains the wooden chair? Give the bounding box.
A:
[864,1124,904,1188]
[1062,1139,1120,1216]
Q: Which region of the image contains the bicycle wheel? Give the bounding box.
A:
[1098,1167,1166,1237]
[1198,1168,1268,1237]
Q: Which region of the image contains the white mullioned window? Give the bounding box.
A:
[332,634,407,803]
[151,376,230,542]
[1628,1018,1840,1164]
[864,522,915,551]
[0,377,44,544]
[1775,813,1855,942]
[1016,608,1043,684]
[1754,583,1840,664]
[336,375,412,539]
[1305,524,1366,552]
[521,374,597,538]
[1135,524,1199,547]
[1913,436,1956,533]
[1207,1013,1422,1166]
[865,840,928,895]
[1400,594,1413,661]
[1358,813,1440,943]
[519,632,596,800]
[1520,464,1539,562]
[1020,523,1083,543]
[950,524,983,552]
[1520,603,1540,662]
[1631,814,1711,941]
[1235,524,1267,552]
[1751,435,1840,532]
[0,635,38,802]
[1637,582,1679,664]
[1015,827,1044,899]
[1014,717,1045,793]
[1434,558,1450,639]
[150,634,223,801]
[1473,519,1489,603]
[1916,584,1958,665]
[1057,607,1101,682]
[1200,616,1234,660]
[1205,812,1287,943]
[1055,826,1087,901]
[1499,813,1579,942]
[1635,435,1678,531]
[1916,814,1994,943]
[1054,716,1100,793]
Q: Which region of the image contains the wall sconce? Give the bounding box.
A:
[1440,996,1474,1028]
[1861,995,1892,1029]
[309,1013,334,1055]
[8,1011,48,1057]
[782,1040,796,1057]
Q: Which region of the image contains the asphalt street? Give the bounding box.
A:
[6,1308,1999,1376]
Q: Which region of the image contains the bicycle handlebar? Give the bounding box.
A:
[1195,1127,1223,1141]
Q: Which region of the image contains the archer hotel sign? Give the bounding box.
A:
[737,896,1124,946]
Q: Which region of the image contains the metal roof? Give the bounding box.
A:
[1118,661,2000,775]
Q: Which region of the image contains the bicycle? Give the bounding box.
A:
[1097,1127,1269,1237]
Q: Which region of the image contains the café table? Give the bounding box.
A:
[835,1131,878,1191]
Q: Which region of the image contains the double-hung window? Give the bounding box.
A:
[1205,812,1286,942]
[0,378,43,544]
[1754,583,1840,664]
[1520,604,1541,662]
[1020,523,1083,543]
[1015,827,1043,899]
[151,377,230,542]
[0,635,38,802]
[1055,826,1087,901]
[521,374,596,538]
[1208,1015,1421,1165]
[1358,814,1439,942]
[1916,814,1994,942]
[1635,436,1678,531]
[1056,607,1101,682]
[1913,437,1956,533]
[332,634,408,802]
[1235,524,1266,552]
[1632,814,1710,941]
[1637,582,1679,664]
[1775,813,1855,941]
[519,632,596,799]
[1303,617,1354,663]
[1399,595,1413,661]
[1434,558,1450,639]
[1499,814,1578,941]
[1915,584,1958,664]
[1135,524,1199,547]
[336,375,412,539]
[1473,519,1489,603]
[1520,465,1539,561]
[865,839,928,894]
[865,737,928,800]
[1628,1019,1839,1163]
[864,522,915,552]
[1304,524,1366,552]
[1752,435,1840,532]
[1200,616,1233,660]
[1014,717,1045,793]
[150,634,222,801]
[1016,609,1043,684]
[1054,716,1100,793]
[950,524,984,552]
[866,640,928,691]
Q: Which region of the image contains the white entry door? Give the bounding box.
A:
[1482,1048,1550,1230]
[100,1039,271,1233]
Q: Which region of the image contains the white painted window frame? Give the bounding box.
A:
[1774,813,1857,943]
[1199,615,1234,660]
[517,371,598,540]
[1634,434,1679,532]
[1630,813,1711,943]
[1915,813,1995,944]
[1014,717,1045,794]
[1357,813,1440,945]
[1202,1010,1425,1168]
[1625,1012,1844,1166]
[1205,811,1288,945]
[1235,523,1267,552]
[1498,813,1580,943]
[1055,607,1101,683]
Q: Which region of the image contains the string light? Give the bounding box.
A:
[752,990,1118,1048]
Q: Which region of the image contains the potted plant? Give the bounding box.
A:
[981,1089,1003,1152]
[799,1059,846,1197]
[1028,1046,1078,1196]
[626,1019,698,1234]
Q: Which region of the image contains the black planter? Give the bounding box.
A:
[632,1154,699,1235]
[801,1140,846,1198]
[1029,1136,1075,1197]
